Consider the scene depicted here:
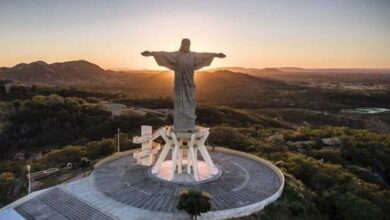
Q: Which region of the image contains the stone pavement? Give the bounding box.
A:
[12,151,283,220]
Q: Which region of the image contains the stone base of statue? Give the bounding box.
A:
[133,125,219,182]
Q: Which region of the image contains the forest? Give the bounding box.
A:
[0,79,389,219]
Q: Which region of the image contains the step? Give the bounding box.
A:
[40,188,114,220]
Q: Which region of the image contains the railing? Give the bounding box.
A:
[28,168,60,180]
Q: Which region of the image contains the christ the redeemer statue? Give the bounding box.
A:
[142,39,225,133]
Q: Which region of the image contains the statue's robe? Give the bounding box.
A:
[152,51,215,132]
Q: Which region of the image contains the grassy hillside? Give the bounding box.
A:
[0,75,390,219]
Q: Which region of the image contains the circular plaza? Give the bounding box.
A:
[92,147,284,219]
[11,147,284,220]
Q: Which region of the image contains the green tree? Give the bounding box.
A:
[176,189,211,220]
[209,126,255,151]
[0,172,16,206]
[86,138,115,160]
[333,192,383,220]
[42,145,84,168]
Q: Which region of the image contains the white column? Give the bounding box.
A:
[196,129,218,174]
[186,148,191,175]
[198,144,218,174]
[117,128,120,153]
[151,142,171,174]
[140,126,153,166]
[178,147,184,174]
[194,147,198,163]
[188,134,199,181]
[152,128,171,173]
[169,133,180,180]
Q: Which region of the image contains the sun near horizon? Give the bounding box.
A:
[1,0,390,70]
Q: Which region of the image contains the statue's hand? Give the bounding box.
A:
[215,53,226,58]
[141,51,152,57]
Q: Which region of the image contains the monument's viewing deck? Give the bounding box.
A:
[7,148,284,220]
[94,152,281,212]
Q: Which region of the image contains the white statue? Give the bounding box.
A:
[142,39,225,132]
[134,39,225,181]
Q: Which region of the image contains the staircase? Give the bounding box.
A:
[40,188,114,220]
[16,188,115,220]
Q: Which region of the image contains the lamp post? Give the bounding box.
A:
[117,128,120,153]
[26,165,31,194]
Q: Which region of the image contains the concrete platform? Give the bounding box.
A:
[152,160,221,183]
[5,148,284,220]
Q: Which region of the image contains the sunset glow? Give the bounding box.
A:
[0,0,389,69]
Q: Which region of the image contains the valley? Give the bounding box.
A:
[0,61,389,219]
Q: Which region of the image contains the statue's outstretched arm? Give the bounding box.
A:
[141,51,177,70]
[193,52,225,70]
[214,53,226,58]
[141,51,154,57]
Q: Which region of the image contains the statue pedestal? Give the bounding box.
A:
[133,126,218,182]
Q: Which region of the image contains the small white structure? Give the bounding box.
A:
[133,126,218,182]
[133,126,161,166]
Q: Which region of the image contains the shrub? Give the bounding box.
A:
[79,157,91,168]
[86,138,115,160]
[176,189,211,220]
[333,193,382,220]
[0,172,16,206]
[42,145,84,168]
[209,126,255,152]
[309,148,343,164]
[0,161,24,177]
[269,174,317,217]
[348,165,384,185]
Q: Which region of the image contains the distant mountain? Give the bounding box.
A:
[2,60,389,85]
[247,68,284,76]
[277,67,307,72]
[210,67,300,75]
[0,60,108,84]
[210,67,390,83]
[211,66,390,74]
[210,67,263,73]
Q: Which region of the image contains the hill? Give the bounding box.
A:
[0,60,107,84]
[2,61,390,86]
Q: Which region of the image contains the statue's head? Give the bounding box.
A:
[179,38,191,53]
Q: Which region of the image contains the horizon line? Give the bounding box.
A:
[1,60,390,71]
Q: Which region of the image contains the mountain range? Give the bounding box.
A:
[0,60,108,84]
[1,60,390,85]
[0,60,390,86]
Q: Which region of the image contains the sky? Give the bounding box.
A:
[0,0,389,69]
